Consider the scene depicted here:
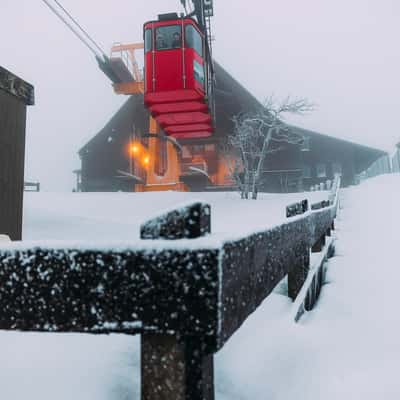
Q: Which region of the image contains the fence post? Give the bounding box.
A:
[288,246,310,301]
[140,202,214,400]
[141,334,214,400]
[312,233,326,253]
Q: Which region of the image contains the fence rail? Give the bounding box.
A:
[24,181,40,192]
[0,178,340,399]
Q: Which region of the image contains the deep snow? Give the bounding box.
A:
[0,179,397,399]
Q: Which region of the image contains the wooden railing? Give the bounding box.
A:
[24,181,40,192]
[0,177,340,399]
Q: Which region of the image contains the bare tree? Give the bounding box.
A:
[228,96,314,199]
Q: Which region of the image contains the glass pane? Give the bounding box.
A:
[155,25,182,50]
[194,60,205,86]
[185,25,203,56]
[144,29,152,53]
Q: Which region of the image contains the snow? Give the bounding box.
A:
[22,191,328,241]
[217,174,400,399]
[1,178,396,399]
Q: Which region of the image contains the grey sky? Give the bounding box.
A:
[1,0,398,190]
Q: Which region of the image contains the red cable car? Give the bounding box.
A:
[143,13,214,139]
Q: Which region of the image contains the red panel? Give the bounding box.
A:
[154,49,183,92]
[149,101,208,115]
[145,89,204,105]
[157,112,211,127]
[165,124,212,134]
[170,131,212,139]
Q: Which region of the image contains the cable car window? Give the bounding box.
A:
[185,25,203,56]
[155,25,181,50]
[193,60,205,86]
[144,29,152,53]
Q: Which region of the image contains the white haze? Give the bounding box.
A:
[1,0,399,190]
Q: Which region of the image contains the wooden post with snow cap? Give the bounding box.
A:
[0,66,34,240]
[286,199,310,300]
[288,247,311,301]
[140,201,214,400]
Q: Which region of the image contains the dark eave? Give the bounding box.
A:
[290,125,387,157]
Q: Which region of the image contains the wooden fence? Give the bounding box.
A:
[0,177,339,399]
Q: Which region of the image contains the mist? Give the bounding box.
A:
[1,0,398,191]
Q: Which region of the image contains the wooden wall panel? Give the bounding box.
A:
[0,89,27,240]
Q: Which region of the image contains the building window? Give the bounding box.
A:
[205,144,215,152]
[192,145,205,154]
[301,136,311,152]
[332,162,342,176]
[302,165,311,178]
[316,163,326,178]
[182,145,191,158]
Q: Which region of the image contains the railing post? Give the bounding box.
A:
[140,202,214,400]
[312,234,326,253]
[288,247,310,301]
[141,334,214,400]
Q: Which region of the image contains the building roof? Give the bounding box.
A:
[79,61,386,160]
[290,125,387,157]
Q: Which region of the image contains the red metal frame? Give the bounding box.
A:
[143,17,213,139]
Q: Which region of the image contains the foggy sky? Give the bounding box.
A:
[1,0,399,191]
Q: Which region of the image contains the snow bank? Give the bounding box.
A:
[216,174,400,399]
[0,188,351,399]
[23,191,328,241]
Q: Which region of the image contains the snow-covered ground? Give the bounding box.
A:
[23,191,327,241]
[1,178,398,399]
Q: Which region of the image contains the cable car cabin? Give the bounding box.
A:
[143,14,213,139]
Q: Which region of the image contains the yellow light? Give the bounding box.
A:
[143,156,150,166]
[131,144,139,154]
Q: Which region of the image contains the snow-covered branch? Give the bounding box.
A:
[227,96,314,199]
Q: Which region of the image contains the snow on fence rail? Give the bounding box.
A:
[0,180,340,400]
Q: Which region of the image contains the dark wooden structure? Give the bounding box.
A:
[0,178,339,399]
[78,63,385,193]
[0,66,34,240]
[263,126,387,191]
